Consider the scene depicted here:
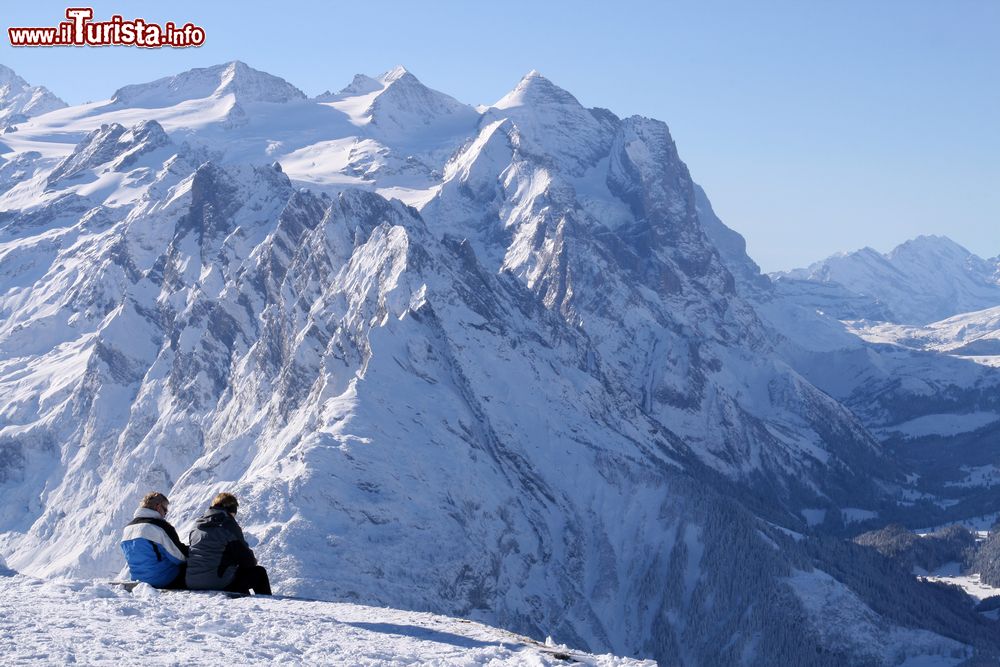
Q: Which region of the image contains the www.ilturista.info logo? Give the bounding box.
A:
[8,8,205,48]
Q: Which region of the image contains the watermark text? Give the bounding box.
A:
[9,8,205,48]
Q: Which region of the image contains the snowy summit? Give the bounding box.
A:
[0,64,66,126]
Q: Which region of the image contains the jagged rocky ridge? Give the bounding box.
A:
[0,62,997,665]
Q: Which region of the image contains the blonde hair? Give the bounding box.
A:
[210,492,239,513]
[140,492,168,509]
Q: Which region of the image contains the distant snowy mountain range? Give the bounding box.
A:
[0,60,998,666]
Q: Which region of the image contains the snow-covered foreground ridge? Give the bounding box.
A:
[0,574,648,666]
[1,60,1000,665]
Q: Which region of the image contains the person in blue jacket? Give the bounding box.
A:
[120,491,189,588]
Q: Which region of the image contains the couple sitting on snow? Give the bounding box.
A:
[120,491,271,595]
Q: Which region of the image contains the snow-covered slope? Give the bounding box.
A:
[0,64,66,128]
[850,304,1000,359]
[1,62,998,665]
[0,574,650,666]
[777,236,1000,324]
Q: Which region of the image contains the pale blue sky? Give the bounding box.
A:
[1,1,996,271]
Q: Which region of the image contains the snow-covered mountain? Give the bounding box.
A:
[0,64,66,128]
[776,235,1000,324]
[1,62,998,665]
[758,238,1000,542]
[110,61,307,108]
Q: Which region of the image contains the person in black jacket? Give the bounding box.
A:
[185,492,271,595]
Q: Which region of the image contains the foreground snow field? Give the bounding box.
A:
[0,573,650,666]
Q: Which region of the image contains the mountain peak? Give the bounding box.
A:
[214,60,305,102]
[494,70,581,110]
[363,67,476,138]
[0,64,29,91]
[111,61,305,108]
[888,235,985,271]
[319,68,430,106]
[47,119,172,187]
[892,234,966,255]
[340,73,383,97]
[0,63,66,124]
[219,60,252,83]
[379,65,415,85]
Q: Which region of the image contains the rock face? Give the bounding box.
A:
[0,63,996,665]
